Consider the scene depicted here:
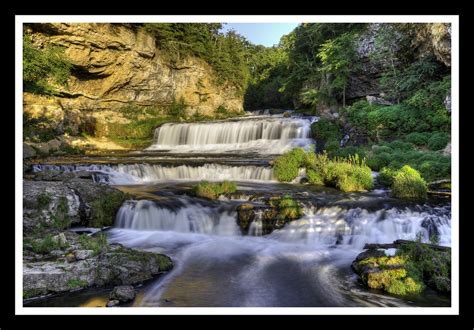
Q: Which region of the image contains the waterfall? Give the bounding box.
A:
[248,210,263,236]
[114,200,451,248]
[31,163,275,184]
[146,116,316,154]
[269,205,451,248]
[115,199,239,236]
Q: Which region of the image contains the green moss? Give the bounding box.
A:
[194,181,237,199]
[277,195,303,220]
[391,165,427,200]
[23,288,46,299]
[90,191,127,227]
[36,191,52,209]
[357,255,425,296]
[67,279,89,289]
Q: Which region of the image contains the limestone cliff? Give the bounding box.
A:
[23,23,243,141]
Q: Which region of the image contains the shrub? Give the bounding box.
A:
[23,35,72,95]
[330,146,367,159]
[307,152,372,192]
[391,165,427,200]
[310,118,342,142]
[405,132,430,146]
[427,132,450,151]
[377,167,397,187]
[194,181,237,199]
[273,148,306,182]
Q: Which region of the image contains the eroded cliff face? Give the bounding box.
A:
[24,23,243,139]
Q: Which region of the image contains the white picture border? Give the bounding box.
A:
[15,15,459,315]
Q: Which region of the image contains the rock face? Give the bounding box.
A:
[24,23,243,139]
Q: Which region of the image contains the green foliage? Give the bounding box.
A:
[357,255,424,295]
[344,99,450,142]
[311,118,342,142]
[277,195,303,220]
[275,149,373,192]
[78,233,108,256]
[397,237,451,293]
[427,132,450,151]
[377,167,397,187]
[50,196,71,230]
[29,234,67,254]
[143,23,251,90]
[273,148,307,182]
[405,132,430,146]
[67,279,89,289]
[90,191,127,228]
[36,191,52,209]
[329,145,366,159]
[194,181,237,199]
[23,34,72,95]
[317,32,358,106]
[367,140,451,181]
[167,97,187,117]
[391,165,427,200]
[23,112,58,143]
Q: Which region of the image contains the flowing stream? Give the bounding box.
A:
[28,114,451,307]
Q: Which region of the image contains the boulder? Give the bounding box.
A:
[109,285,136,302]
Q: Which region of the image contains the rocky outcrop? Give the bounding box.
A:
[236,196,304,235]
[24,23,243,143]
[23,173,126,231]
[23,233,173,299]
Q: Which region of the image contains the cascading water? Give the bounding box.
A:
[146,116,316,154]
[113,201,451,248]
[32,163,275,184]
[115,199,239,236]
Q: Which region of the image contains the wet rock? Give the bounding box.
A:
[106,299,120,307]
[110,285,136,302]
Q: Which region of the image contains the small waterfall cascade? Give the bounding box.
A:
[146,116,316,154]
[31,163,275,184]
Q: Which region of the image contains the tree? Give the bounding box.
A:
[317,33,357,107]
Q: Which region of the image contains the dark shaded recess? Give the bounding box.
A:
[71,66,111,81]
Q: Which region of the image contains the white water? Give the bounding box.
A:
[108,201,451,307]
[146,116,316,154]
[114,201,451,248]
[32,163,275,184]
[115,199,240,236]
